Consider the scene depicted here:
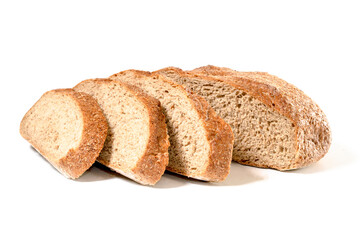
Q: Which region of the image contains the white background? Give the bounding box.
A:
[1,1,359,239]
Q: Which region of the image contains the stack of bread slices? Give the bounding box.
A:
[20,66,331,185]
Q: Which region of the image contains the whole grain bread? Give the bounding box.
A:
[109,70,234,182]
[155,66,331,170]
[20,89,108,179]
[74,79,169,185]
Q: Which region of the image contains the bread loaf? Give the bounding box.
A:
[156,66,331,170]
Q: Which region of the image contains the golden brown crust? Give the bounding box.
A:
[119,81,170,185]
[58,90,108,178]
[186,88,234,181]
[111,70,233,182]
[74,79,169,185]
[189,65,331,170]
[20,89,108,179]
[152,69,234,181]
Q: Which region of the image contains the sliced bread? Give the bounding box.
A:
[109,70,234,182]
[73,79,169,185]
[155,66,331,170]
[20,89,108,179]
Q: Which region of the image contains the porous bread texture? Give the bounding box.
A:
[156,66,331,170]
[158,70,296,169]
[109,70,234,182]
[20,89,108,179]
[193,66,331,169]
[74,79,169,185]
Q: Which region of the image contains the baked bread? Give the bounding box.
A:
[20,89,108,179]
[155,66,331,170]
[109,70,234,182]
[74,79,169,185]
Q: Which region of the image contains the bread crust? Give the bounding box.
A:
[153,70,234,181]
[74,79,170,185]
[124,83,170,185]
[187,65,331,170]
[185,87,234,181]
[20,89,108,179]
[110,70,234,182]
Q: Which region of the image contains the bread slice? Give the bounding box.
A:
[109,70,234,182]
[155,66,331,170]
[73,79,169,185]
[20,89,108,179]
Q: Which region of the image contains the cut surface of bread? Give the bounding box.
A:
[20,89,108,179]
[74,79,169,185]
[109,70,233,182]
[155,66,331,170]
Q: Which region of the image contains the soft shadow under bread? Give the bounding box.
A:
[292,143,355,174]
[151,173,187,188]
[159,162,264,187]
